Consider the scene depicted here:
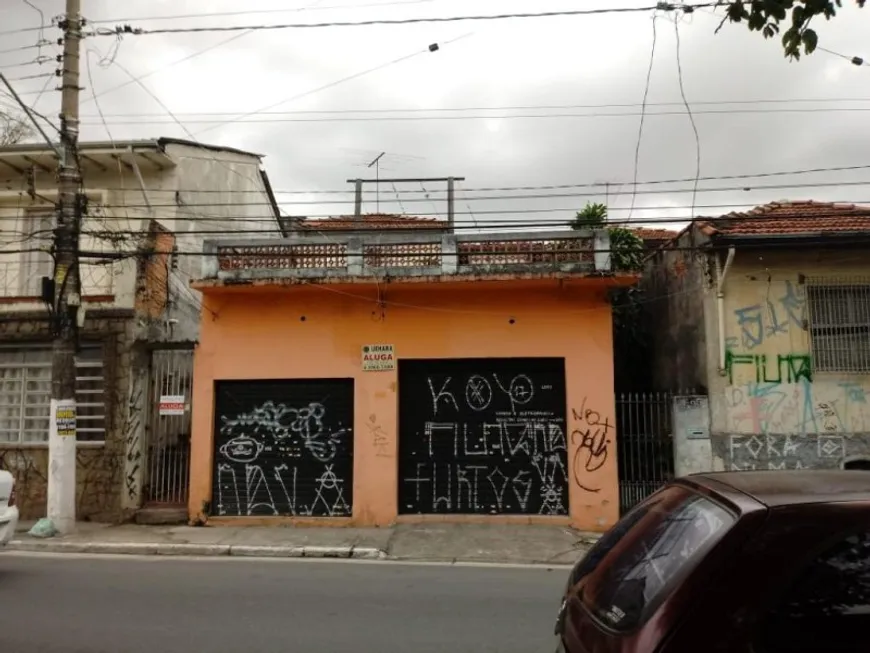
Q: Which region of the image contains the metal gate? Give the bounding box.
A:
[616,391,676,514]
[212,378,354,517]
[144,349,194,505]
[398,358,569,516]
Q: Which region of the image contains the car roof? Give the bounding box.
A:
[686,470,870,507]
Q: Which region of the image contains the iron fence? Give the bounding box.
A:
[616,391,684,514]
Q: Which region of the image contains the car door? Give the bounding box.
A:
[750,507,870,653]
[660,502,870,653]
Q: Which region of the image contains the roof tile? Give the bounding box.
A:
[699,200,870,236]
[300,213,447,231]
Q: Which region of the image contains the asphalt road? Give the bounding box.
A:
[0,554,566,653]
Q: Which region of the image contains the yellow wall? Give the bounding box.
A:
[188,279,621,532]
[709,250,870,470]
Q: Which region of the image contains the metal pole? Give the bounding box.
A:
[447,176,455,231]
[47,0,83,535]
[353,179,362,220]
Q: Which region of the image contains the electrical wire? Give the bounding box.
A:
[673,15,701,217]
[193,33,472,137]
[86,0,440,24]
[80,96,870,119]
[80,105,870,126]
[628,13,657,223]
[82,178,870,209]
[94,163,870,195]
[98,3,719,36]
[819,46,868,67]
[68,207,870,238]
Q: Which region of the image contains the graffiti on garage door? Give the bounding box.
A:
[212,379,354,517]
[398,358,569,516]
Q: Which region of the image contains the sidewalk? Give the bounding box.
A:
[9,521,598,566]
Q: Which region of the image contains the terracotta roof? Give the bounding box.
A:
[630,227,679,242]
[300,214,448,231]
[698,201,870,237]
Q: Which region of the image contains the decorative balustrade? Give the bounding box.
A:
[204,229,612,281]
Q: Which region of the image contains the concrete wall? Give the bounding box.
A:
[643,230,712,392]
[706,248,870,471]
[188,280,621,532]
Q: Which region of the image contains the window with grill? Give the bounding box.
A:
[806,283,870,373]
[0,347,107,444]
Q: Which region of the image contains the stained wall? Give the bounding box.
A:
[188,279,621,532]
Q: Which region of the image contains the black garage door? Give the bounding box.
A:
[212,379,354,517]
[398,358,568,516]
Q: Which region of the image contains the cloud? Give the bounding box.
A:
[1,0,870,231]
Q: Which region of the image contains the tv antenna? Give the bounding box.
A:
[367,151,386,213]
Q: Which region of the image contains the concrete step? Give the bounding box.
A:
[135,507,187,526]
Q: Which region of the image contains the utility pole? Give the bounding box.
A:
[47,0,83,535]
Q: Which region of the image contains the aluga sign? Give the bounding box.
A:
[361,344,396,372]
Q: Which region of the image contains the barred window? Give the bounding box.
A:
[806,282,870,373]
[0,346,107,444]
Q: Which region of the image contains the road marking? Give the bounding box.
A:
[3,550,574,570]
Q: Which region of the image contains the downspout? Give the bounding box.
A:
[717,246,736,374]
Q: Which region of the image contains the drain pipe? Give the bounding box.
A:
[717,246,736,375]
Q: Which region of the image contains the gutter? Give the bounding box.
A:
[716,246,736,375]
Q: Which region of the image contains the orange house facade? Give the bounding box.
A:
[188,218,634,532]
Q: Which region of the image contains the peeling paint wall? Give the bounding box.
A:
[706,250,870,471]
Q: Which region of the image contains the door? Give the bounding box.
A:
[144,349,193,505]
[212,378,354,517]
[398,358,568,516]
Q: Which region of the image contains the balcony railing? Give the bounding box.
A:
[0,262,115,299]
[202,229,613,282]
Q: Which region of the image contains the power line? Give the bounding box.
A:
[74,97,870,119]
[82,179,870,209]
[67,200,870,224]
[628,12,657,222]
[193,33,471,137]
[86,0,440,25]
[97,3,717,36]
[93,163,870,195]
[79,106,870,125]
[673,17,701,218]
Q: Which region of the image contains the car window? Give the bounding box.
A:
[581,485,734,632]
[757,531,870,653]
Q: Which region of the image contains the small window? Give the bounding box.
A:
[580,485,734,632]
[0,346,106,444]
[806,282,870,373]
[757,532,870,653]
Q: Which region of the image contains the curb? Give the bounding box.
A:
[6,540,387,560]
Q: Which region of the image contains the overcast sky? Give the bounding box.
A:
[1,0,870,233]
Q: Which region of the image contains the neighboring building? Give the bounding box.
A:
[188,219,634,532]
[630,227,679,251]
[645,201,870,476]
[0,138,280,521]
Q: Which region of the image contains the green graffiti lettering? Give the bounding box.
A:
[726,350,812,385]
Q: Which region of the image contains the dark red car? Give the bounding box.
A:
[555,471,870,653]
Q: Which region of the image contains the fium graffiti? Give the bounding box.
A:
[570,398,614,493]
[725,351,812,386]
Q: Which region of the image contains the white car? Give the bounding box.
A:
[0,470,18,546]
